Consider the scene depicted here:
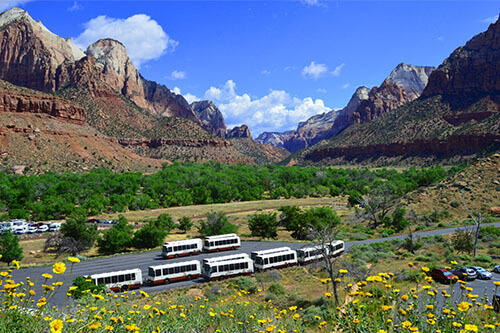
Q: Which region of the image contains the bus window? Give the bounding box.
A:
[175,266,180,274]
[118,275,125,282]
[105,277,111,284]
[169,268,174,274]
[168,247,172,252]
[98,278,104,285]
[211,266,217,273]
[163,268,168,275]
[131,273,135,280]
[156,269,161,276]
[265,258,269,265]
[149,268,155,277]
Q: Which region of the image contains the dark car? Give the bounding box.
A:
[87,218,103,224]
[430,268,458,284]
[494,294,500,313]
[453,267,477,281]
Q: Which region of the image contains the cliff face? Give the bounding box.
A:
[86,39,200,123]
[228,125,252,139]
[255,131,293,147]
[0,8,84,93]
[191,100,227,137]
[423,16,500,96]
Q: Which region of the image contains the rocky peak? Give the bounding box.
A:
[191,100,227,137]
[423,15,500,96]
[255,131,293,147]
[228,125,252,139]
[0,8,85,92]
[386,63,435,99]
[86,39,131,77]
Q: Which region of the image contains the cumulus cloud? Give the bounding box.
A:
[168,70,186,80]
[0,0,33,11]
[302,61,328,79]
[332,63,345,77]
[74,14,178,68]
[203,80,331,136]
[482,15,498,24]
[172,87,199,104]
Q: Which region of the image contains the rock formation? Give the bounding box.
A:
[255,131,293,147]
[227,125,252,139]
[191,100,227,137]
[422,16,500,96]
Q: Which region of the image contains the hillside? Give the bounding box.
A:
[403,153,500,219]
[294,18,500,166]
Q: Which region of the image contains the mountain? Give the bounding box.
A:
[227,125,252,139]
[259,63,433,153]
[255,131,293,147]
[191,100,227,137]
[0,8,284,170]
[295,18,500,166]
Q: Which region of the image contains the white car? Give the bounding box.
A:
[49,222,62,232]
[27,224,38,233]
[12,221,28,234]
[37,224,49,233]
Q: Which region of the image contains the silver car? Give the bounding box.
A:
[493,265,500,274]
[468,266,492,280]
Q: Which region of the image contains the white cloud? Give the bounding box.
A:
[172,87,199,104]
[74,14,178,68]
[0,0,33,11]
[67,1,82,11]
[482,15,498,24]
[169,70,186,80]
[284,66,296,72]
[316,88,327,93]
[332,63,345,77]
[437,36,444,41]
[203,80,332,136]
[302,61,328,79]
[261,70,271,75]
[341,83,350,89]
[300,0,324,7]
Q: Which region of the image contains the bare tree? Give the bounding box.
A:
[461,191,482,258]
[361,187,396,229]
[310,223,341,304]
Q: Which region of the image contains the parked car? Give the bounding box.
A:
[27,223,40,234]
[87,218,103,224]
[0,221,14,234]
[37,224,49,233]
[49,222,62,232]
[430,268,458,284]
[468,266,493,280]
[453,267,477,281]
[102,219,117,224]
[494,294,500,313]
[11,220,28,234]
[493,265,500,274]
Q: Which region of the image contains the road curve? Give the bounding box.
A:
[10,222,500,306]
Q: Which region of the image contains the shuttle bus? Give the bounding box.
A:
[297,245,328,265]
[147,260,201,285]
[201,253,253,281]
[254,248,297,271]
[328,240,345,257]
[203,234,240,252]
[89,268,142,292]
[250,247,291,261]
[162,239,203,259]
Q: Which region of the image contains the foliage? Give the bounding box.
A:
[97,215,133,254]
[387,207,409,232]
[452,228,475,254]
[70,276,106,299]
[132,220,167,249]
[60,211,98,249]
[0,231,23,262]
[197,212,238,237]
[178,216,193,233]
[248,212,278,239]
[44,234,88,257]
[0,164,457,221]
[279,206,340,240]
[156,214,176,233]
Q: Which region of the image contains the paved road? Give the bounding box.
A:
[10,222,500,307]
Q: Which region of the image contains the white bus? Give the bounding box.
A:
[89,268,142,292]
[254,248,297,271]
[147,260,201,285]
[250,247,292,261]
[202,253,253,281]
[162,239,203,259]
[328,240,345,257]
[203,234,240,252]
[297,245,328,265]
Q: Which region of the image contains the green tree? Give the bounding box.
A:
[97,215,133,254]
[132,221,167,249]
[198,212,238,236]
[60,211,98,249]
[0,231,23,263]
[389,207,409,232]
[178,216,193,233]
[156,213,176,233]
[248,212,278,239]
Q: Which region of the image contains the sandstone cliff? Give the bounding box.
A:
[227,125,252,139]
[191,100,227,137]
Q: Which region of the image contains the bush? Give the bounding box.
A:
[229,277,257,294]
[61,211,98,249]
[475,254,492,263]
[268,282,285,295]
[248,212,278,239]
[450,201,460,208]
[198,212,238,236]
[0,231,23,263]
[178,216,193,233]
[265,292,277,302]
[97,215,133,254]
[156,214,176,233]
[132,221,167,249]
[70,276,106,299]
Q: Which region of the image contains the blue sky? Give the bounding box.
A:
[2,1,498,136]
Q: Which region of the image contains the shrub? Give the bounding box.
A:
[450,201,460,208]
[198,212,238,236]
[268,282,285,295]
[61,211,98,249]
[132,221,167,249]
[70,276,106,299]
[98,215,133,254]
[229,277,257,294]
[178,216,193,233]
[248,212,278,239]
[0,231,23,262]
[475,254,492,263]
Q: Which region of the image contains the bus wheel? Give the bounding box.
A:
[187,275,192,280]
[121,285,129,292]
